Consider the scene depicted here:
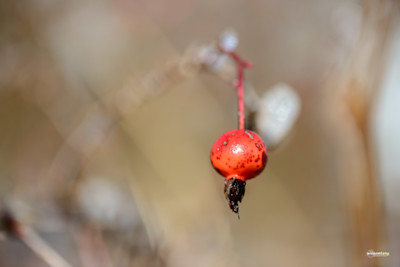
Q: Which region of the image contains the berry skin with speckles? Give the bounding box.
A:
[210,129,267,181]
[210,129,268,214]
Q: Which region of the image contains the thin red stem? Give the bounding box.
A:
[223,51,252,130]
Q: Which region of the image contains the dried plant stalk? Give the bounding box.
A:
[325,1,398,266]
[1,210,72,267]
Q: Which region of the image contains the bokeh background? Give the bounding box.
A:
[0,0,399,266]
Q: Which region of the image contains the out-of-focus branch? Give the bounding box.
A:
[105,36,239,117]
[0,209,72,267]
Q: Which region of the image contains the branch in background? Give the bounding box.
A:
[0,209,72,267]
[106,29,246,117]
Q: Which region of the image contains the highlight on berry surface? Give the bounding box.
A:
[210,129,267,182]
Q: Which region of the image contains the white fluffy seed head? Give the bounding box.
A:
[78,176,139,230]
[256,83,301,148]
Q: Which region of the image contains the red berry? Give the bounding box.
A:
[210,129,267,180]
[210,129,268,213]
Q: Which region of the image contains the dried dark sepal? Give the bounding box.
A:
[224,178,246,214]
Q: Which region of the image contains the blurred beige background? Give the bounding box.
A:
[0,0,399,266]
